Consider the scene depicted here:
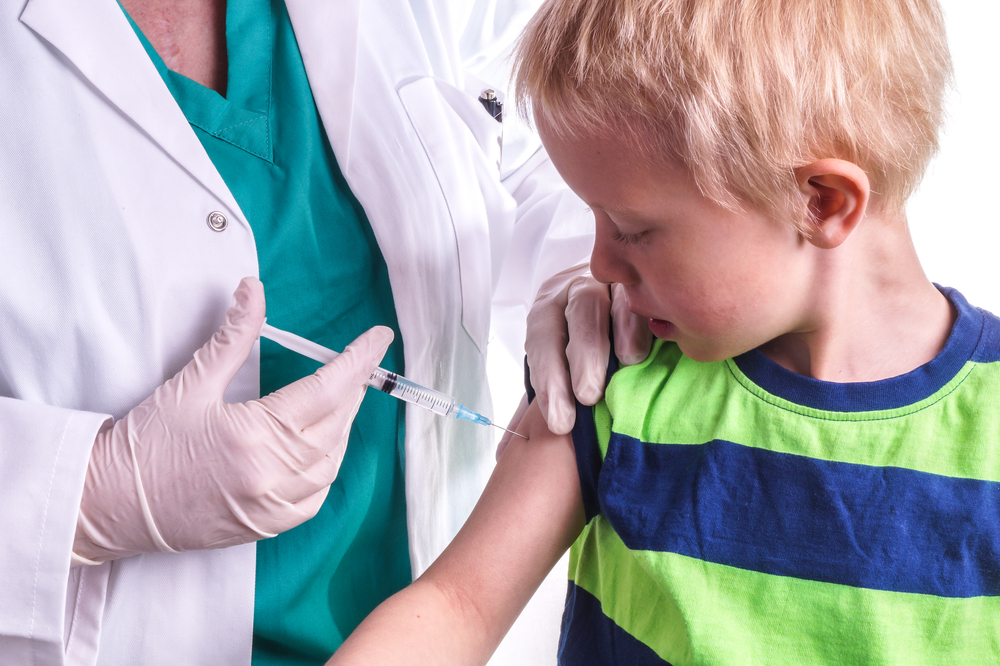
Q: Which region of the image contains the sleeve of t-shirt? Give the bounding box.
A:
[523,353,618,523]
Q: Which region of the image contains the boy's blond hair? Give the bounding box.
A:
[514,0,953,229]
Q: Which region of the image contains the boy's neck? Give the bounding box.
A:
[757,215,955,383]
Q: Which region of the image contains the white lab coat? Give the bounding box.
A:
[0,0,593,663]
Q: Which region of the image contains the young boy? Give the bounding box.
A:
[329,0,1000,663]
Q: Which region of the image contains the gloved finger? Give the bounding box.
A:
[298,445,350,496]
[525,285,575,436]
[610,283,653,365]
[565,276,612,406]
[258,380,364,475]
[216,492,280,545]
[271,446,348,504]
[265,326,393,430]
[184,277,267,398]
[288,485,332,525]
[496,393,529,461]
[254,484,331,535]
[297,383,367,472]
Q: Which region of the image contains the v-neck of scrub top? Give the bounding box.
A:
[122,2,412,663]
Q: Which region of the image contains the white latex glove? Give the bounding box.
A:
[73,277,393,564]
[522,264,652,436]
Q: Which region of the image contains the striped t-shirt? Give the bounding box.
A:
[561,287,1000,665]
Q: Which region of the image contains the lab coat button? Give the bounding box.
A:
[207,211,228,232]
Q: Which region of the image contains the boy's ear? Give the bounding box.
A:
[795,159,870,249]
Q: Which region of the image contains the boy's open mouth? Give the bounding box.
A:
[648,318,675,339]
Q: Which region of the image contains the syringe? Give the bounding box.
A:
[259,323,526,439]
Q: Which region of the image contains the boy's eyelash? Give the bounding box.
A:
[610,228,646,246]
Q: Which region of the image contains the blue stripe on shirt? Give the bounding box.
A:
[573,397,603,523]
[559,581,673,666]
[600,435,1000,598]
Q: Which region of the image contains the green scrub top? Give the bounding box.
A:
[123,1,412,663]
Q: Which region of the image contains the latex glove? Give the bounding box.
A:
[73,277,393,564]
[522,264,652,436]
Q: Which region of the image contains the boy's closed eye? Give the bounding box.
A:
[610,227,648,246]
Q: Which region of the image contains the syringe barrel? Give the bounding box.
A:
[260,323,462,419]
[368,367,456,418]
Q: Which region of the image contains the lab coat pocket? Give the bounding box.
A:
[397,76,513,353]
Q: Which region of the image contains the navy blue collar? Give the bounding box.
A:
[731,287,987,412]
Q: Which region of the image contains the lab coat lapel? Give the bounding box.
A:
[285,0,360,168]
[286,0,495,352]
[19,0,244,224]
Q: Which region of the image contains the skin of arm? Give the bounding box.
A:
[327,401,586,666]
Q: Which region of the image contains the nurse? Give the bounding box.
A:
[0,0,646,664]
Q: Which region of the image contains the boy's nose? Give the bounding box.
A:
[591,218,638,287]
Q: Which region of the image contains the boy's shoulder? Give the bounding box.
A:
[600,339,733,441]
[603,339,713,407]
[920,286,1000,372]
[956,288,1000,366]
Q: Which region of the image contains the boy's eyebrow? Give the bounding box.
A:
[588,201,652,222]
[585,200,633,216]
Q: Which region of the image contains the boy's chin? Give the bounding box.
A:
[650,320,748,363]
[674,339,741,364]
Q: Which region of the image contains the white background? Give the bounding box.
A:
[487,1,1000,662]
[908,1,1000,314]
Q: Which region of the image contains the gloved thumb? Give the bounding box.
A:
[313,325,395,390]
[273,325,394,433]
[185,277,266,396]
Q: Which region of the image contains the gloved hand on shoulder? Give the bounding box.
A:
[523,264,652,435]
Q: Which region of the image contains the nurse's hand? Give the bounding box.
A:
[522,264,652,435]
[72,277,392,564]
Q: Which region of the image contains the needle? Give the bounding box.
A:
[492,423,528,440]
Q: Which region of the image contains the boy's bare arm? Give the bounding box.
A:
[327,401,586,666]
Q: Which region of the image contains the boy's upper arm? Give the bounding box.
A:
[419,399,587,648]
